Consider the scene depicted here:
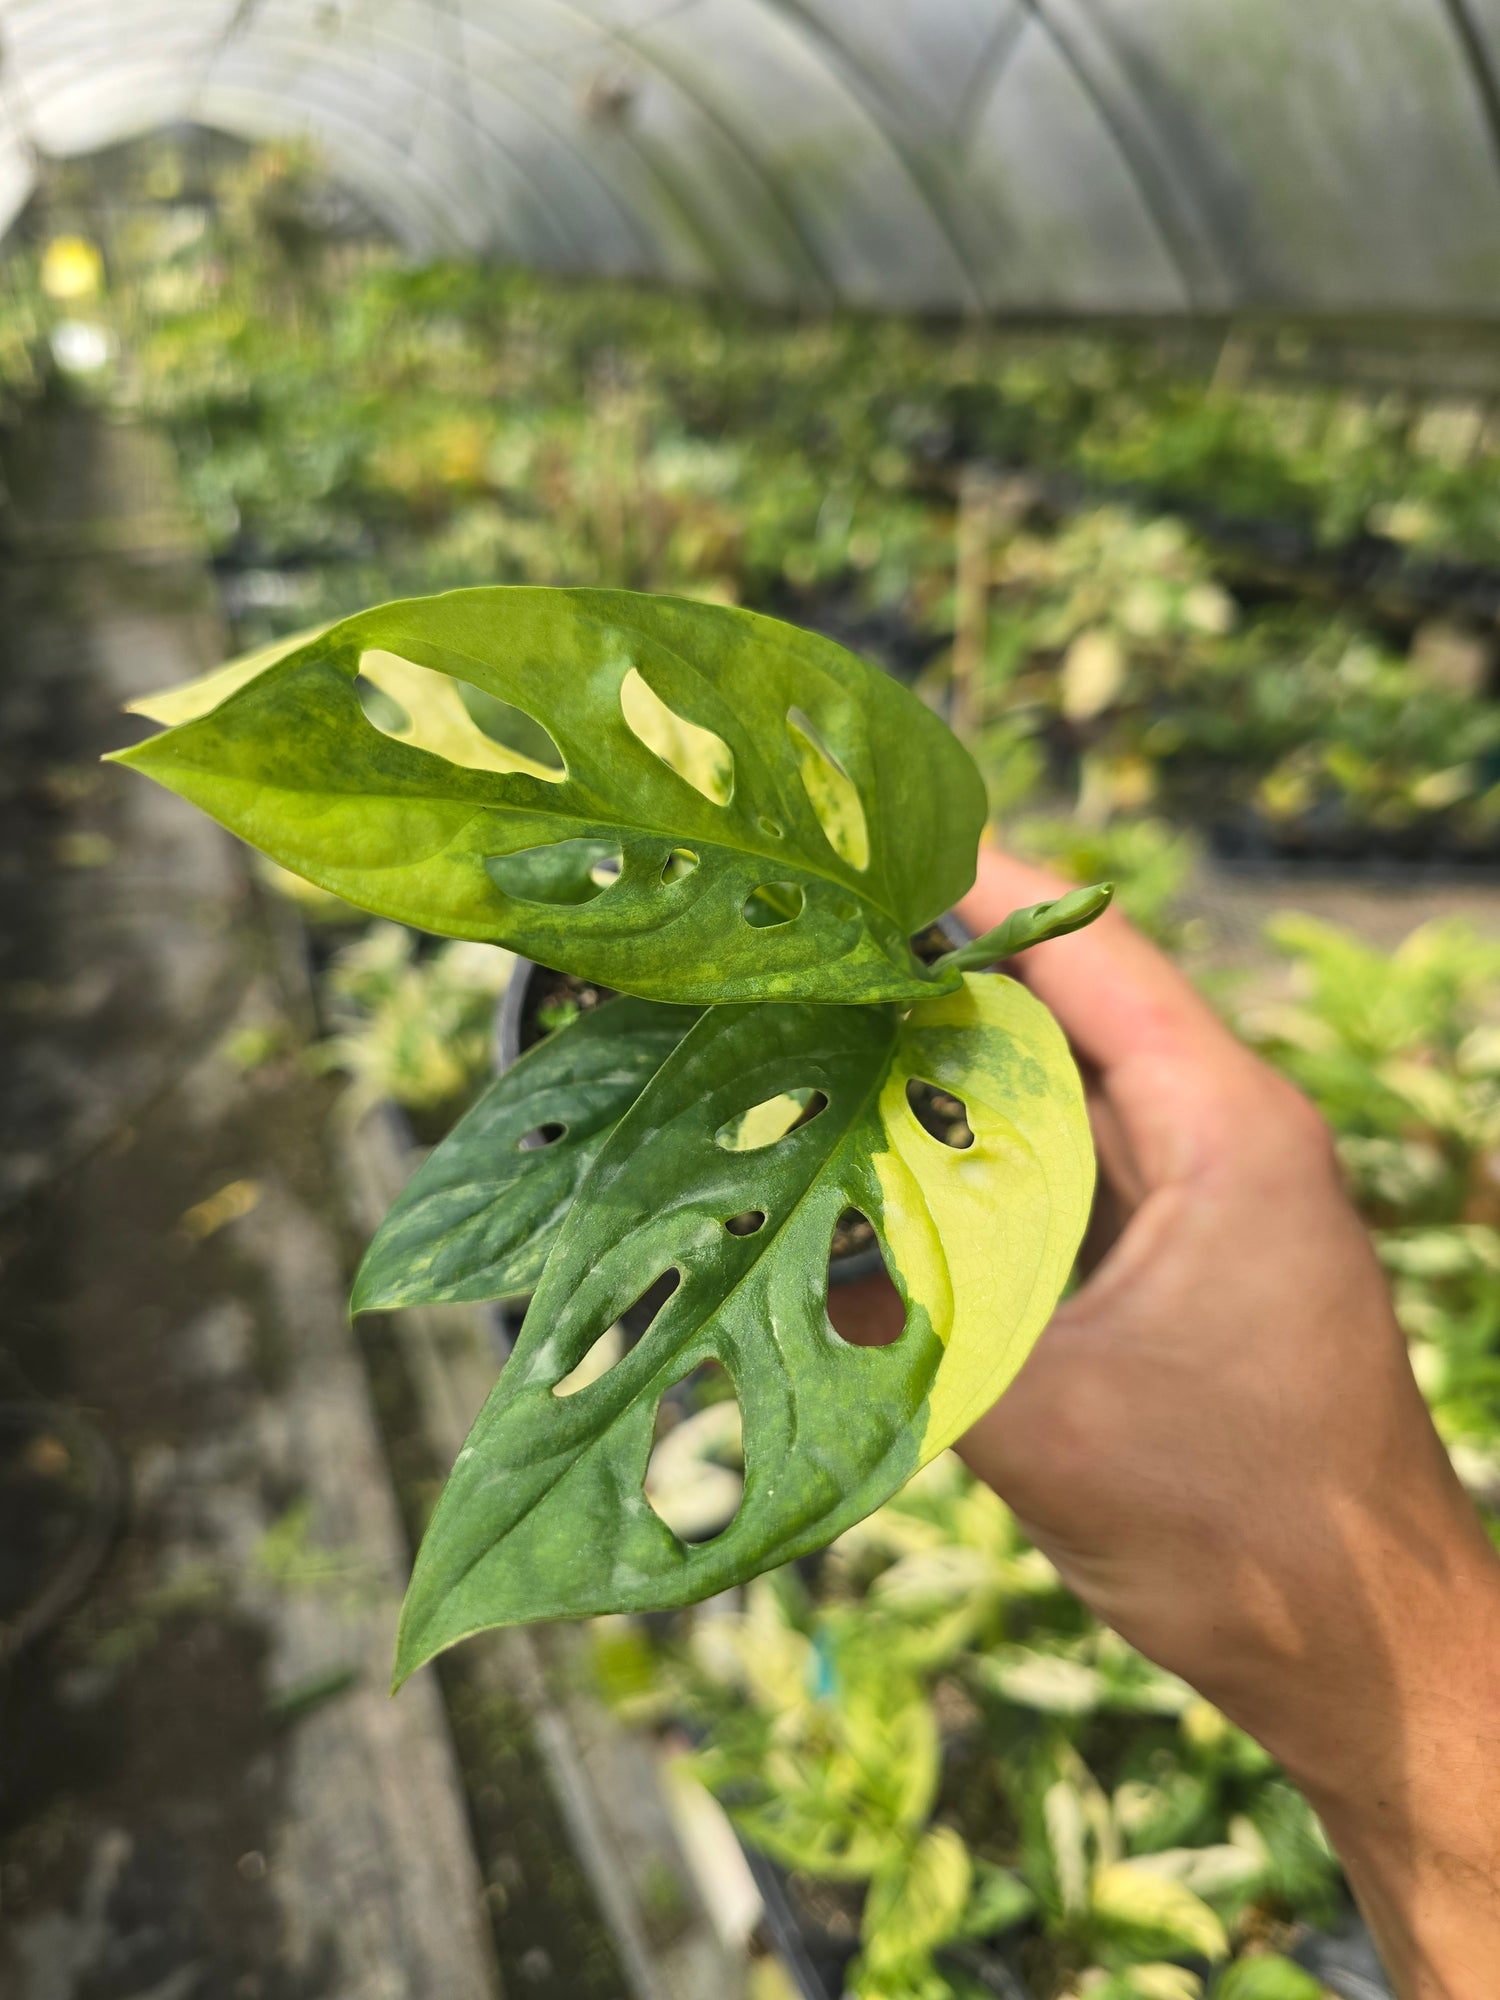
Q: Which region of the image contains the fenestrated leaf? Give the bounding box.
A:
[394,972,1092,1677]
[110,587,987,1005]
[351,996,700,1312]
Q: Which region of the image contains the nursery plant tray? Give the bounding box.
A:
[1210,812,1500,882]
[745,1836,1394,2000]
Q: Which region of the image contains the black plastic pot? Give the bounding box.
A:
[1210,808,1500,881]
[749,1842,1394,2000]
[745,1843,1036,2000]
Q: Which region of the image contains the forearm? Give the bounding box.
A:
[955,847,1500,1997]
[1248,1500,1500,2000]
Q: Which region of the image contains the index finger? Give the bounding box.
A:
[955,845,1237,1075]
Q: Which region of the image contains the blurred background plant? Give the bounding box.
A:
[315,923,512,1136]
[7,128,1489,881]
[612,1459,1343,1999]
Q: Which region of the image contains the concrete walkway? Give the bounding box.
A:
[0,412,501,2000]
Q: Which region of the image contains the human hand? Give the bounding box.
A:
[953,847,1500,2000]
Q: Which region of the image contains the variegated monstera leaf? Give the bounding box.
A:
[113,588,1104,1667]
[391,976,1092,1677]
[114,587,988,1004]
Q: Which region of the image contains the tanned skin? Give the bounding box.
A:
[953,849,1500,1998]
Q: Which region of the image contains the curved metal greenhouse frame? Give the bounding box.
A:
[1,0,1499,313]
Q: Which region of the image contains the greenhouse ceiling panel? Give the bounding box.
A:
[2,0,1500,314]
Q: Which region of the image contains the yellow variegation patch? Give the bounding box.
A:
[129,630,557,780]
[875,974,1093,1456]
[127,625,331,725]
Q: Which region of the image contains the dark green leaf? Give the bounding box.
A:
[351,996,698,1312]
[394,973,1091,1676]
[112,589,987,1004]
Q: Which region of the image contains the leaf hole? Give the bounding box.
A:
[724,1210,766,1236]
[486,838,624,905]
[357,650,564,778]
[551,1321,625,1397]
[517,1121,567,1152]
[786,706,869,871]
[550,1270,680,1397]
[645,1362,743,1542]
[831,1206,878,1264]
[622,1267,681,1339]
[905,1077,975,1150]
[826,1215,909,1349]
[620,665,734,805]
[758,816,784,839]
[715,1088,828,1152]
[354,674,409,735]
[742,882,806,929]
[661,846,699,885]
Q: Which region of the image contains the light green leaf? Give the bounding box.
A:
[938,882,1114,974]
[1046,1779,1093,1914]
[352,996,699,1311]
[394,971,1091,1674]
[977,1647,1107,1715]
[860,1825,973,1970]
[732,1797,899,1885]
[1086,1971,1203,2000]
[953,1859,1035,1941]
[1212,1957,1326,2000]
[1091,1861,1230,1963]
[643,1399,743,1541]
[112,587,987,1005]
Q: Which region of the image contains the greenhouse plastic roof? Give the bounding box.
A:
[3,0,1500,316]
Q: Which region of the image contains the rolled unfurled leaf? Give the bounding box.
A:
[937,881,1114,975]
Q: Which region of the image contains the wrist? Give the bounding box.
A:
[1248,1491,1500,1998]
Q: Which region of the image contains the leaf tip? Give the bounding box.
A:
[391,1592,442,1692]
[347,1259,379,1319]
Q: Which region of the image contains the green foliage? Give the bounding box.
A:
[394,973,1092,1673]
[966,512,1500,841]
[73,164,1500,859]
[1212,1957,1327,1999]
[1241,914,1500,1213]
[1241,914,1500,1499]
[118,584,1104,1663]
[114,588,986,1005]
[661,1463,1340,1996]
[682,1577,1033,2000]
[314,921,512,1122]
[353,995,699,1310]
